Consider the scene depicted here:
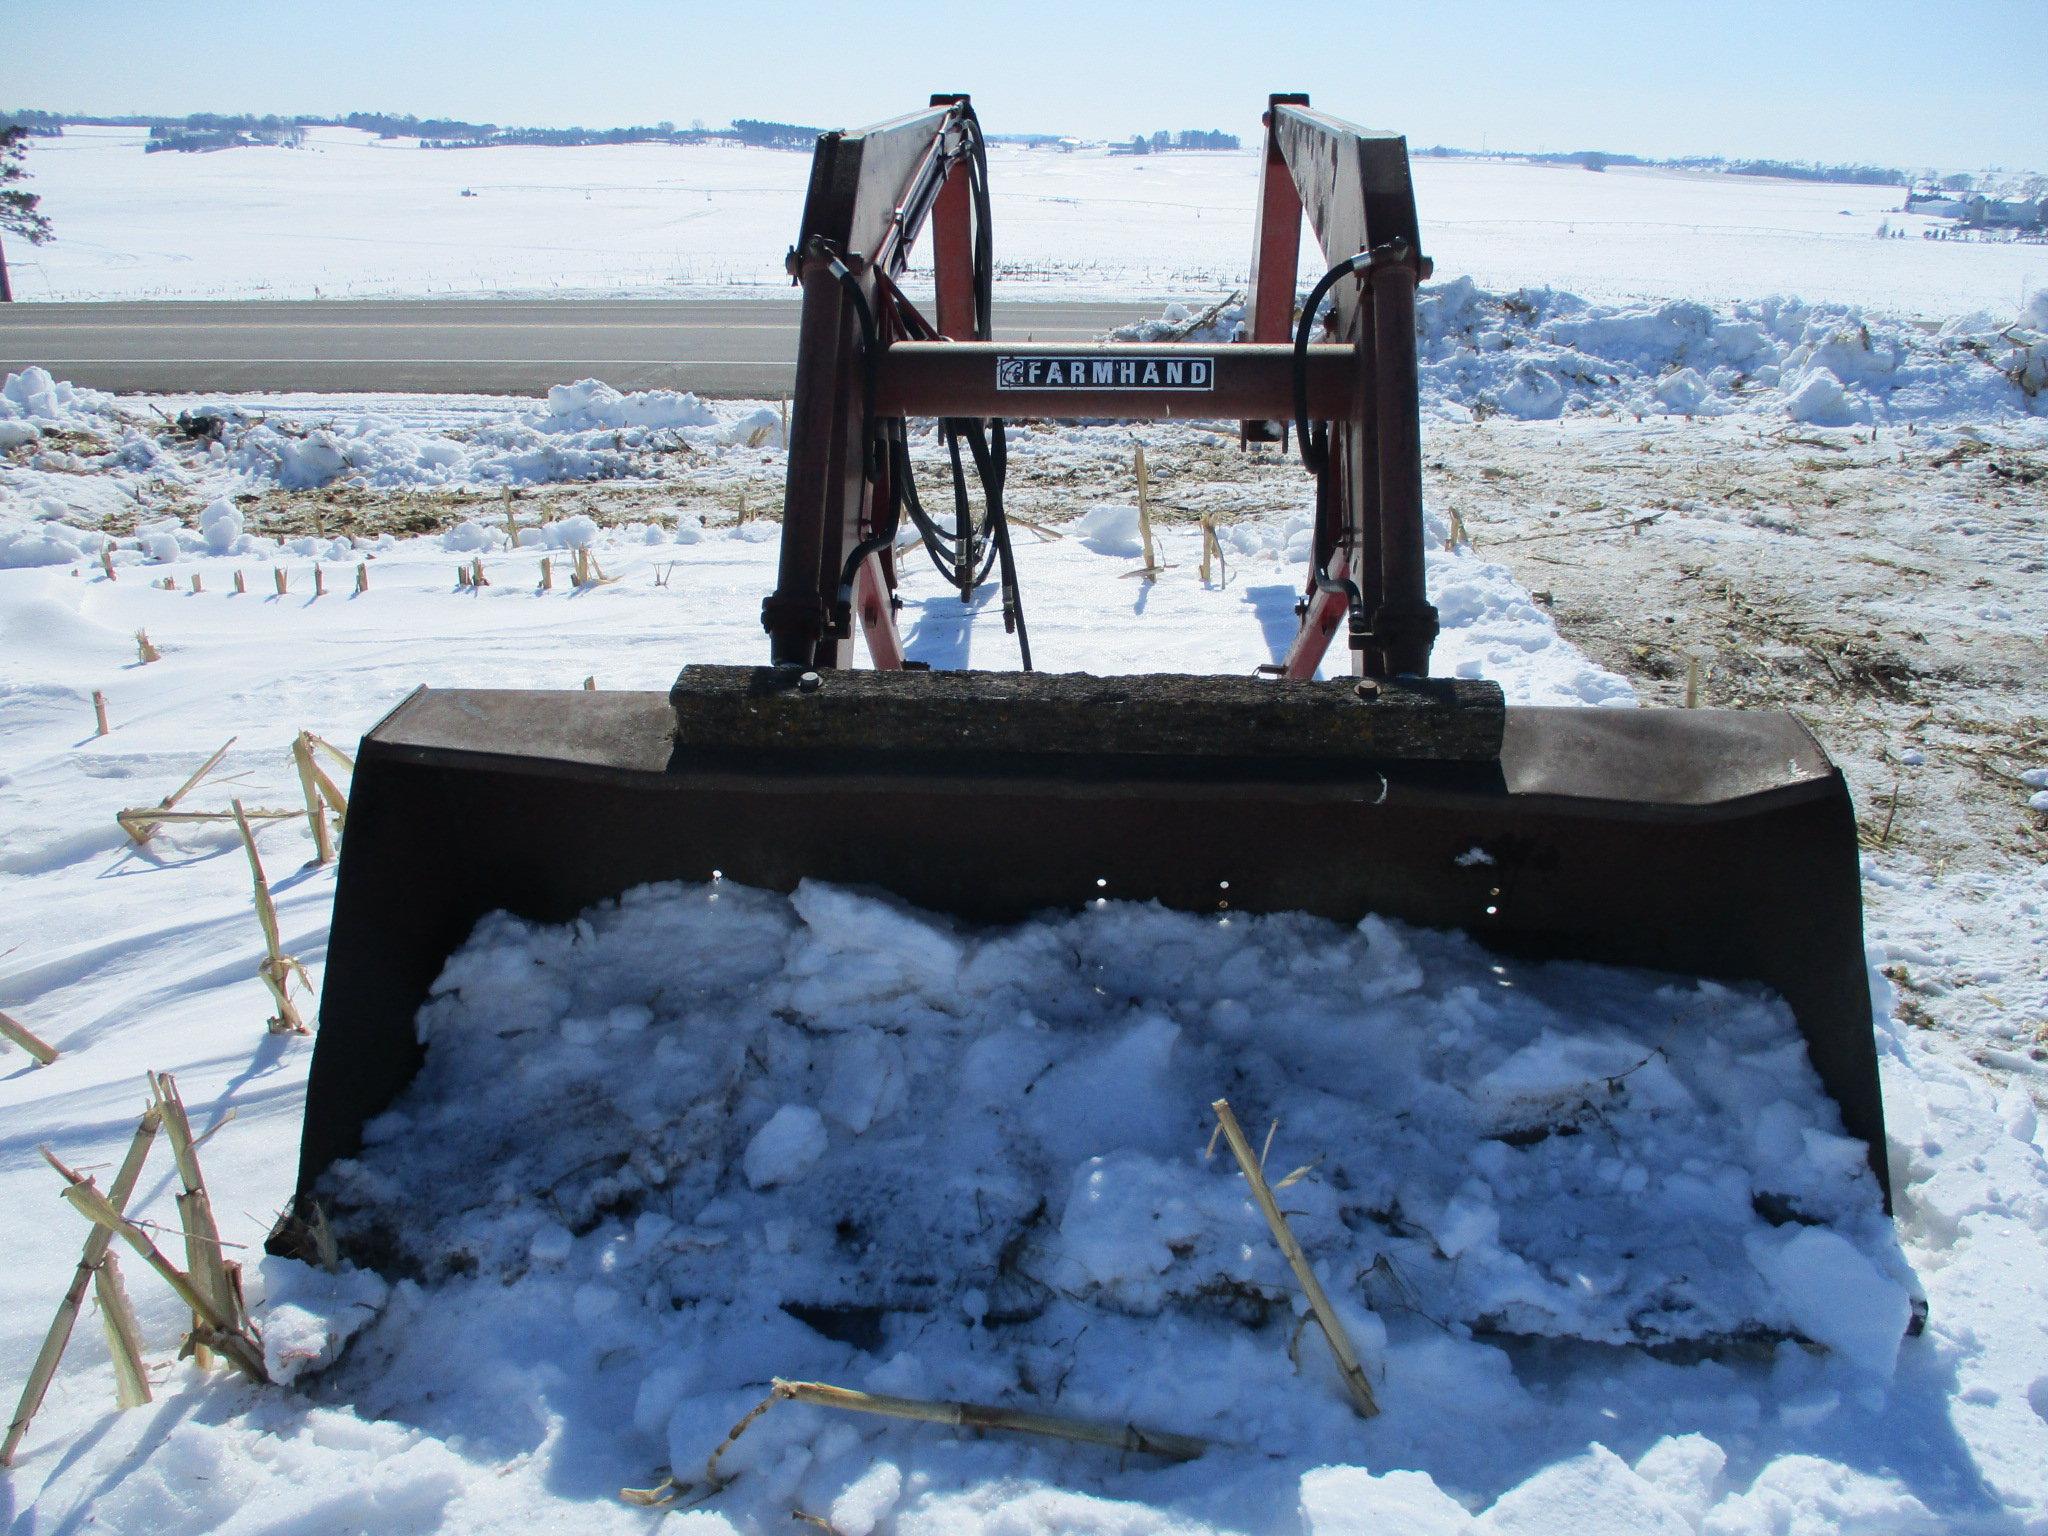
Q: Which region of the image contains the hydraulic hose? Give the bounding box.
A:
[1293,250,1371,477]
[831,105,1031,666]
[1292,251,1374,631]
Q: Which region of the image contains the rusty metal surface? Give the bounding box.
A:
[1245,94,1312,348]
[1255,99,1431,680]
[280,688,1885,1241]
[928,100,978,343]
[1283,549,1350,679]
[1241,93,1311,443]
[1364,252,1436,675]
[850,554,903,670]
[1268,102,1424,281]
[768,256,856,665]
[767,101,973,669]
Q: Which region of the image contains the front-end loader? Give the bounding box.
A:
[274,94,1885,1257]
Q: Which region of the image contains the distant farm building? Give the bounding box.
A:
[1905,189,2046,231]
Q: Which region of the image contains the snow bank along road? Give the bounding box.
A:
[0,298,1152,396]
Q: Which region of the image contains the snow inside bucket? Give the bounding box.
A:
[318,880,1908,1371]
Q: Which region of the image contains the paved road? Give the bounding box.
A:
[0,298,1161,397]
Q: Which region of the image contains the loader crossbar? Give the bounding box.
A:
[874,343,1355,420]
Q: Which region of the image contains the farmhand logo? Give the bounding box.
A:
[995,355,1215,391]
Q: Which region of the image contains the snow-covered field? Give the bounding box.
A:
[9,125,2046,317]
[3,340,2047,1534]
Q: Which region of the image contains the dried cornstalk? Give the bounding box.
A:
[627,1374,1205,1510]
[94,1253,152,1409]
[0,1008,58,1066]
[1211,1098,1379,1418]
[117,736,237,845]
[273,567,288,596]
[190,573,203,595]
[116,806,301,843]
[231,800,312,1034]
[771,1378,1205,1462]
[291,732,334,863]
[263,949,314,1035]
[233,570,247,595]
[1192,515,1232,587]
[1136,445,1156,576]
[618,1472,684,1510]
[1115,443,1176,581]
[93,690,110,736]
[583,676,597,691]
[539,556,553,591]
[45,1151,267,1384]
[469,557,488,587]
[354,562,369,594]
[151,1072,247,1369]
[135,630,161,664]
[313,565,326,597]
[299,734,353,828]
[100,546,117,581]
[232,800,285,958]
[457,563,472,589]
[2,1108,162,1466]
[1144,288,1240,343]
[305,732,356,774]
[309,763,348,829]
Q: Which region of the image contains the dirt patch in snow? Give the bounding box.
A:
[1430,417,2048,1094]
[1437,420,2045,862]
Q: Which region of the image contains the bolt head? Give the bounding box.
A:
[797,670,823,693]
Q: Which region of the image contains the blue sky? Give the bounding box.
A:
[7,0,2042,169]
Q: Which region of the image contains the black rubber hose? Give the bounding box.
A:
[826,249,883,483]
[981,422,1031,669]
[832,104,1032,665]
[1293,251,1370,477]
[957,103,996,338]
[1292,252,1373,628]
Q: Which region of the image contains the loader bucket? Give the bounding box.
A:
[276,668,1886,1247]
[272,92,1888,1258]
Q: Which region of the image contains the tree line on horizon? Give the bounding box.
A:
[2,109,2028,189]
[1416,142,1948,189]
[0,109,834,153]
[2,108,1242,155]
